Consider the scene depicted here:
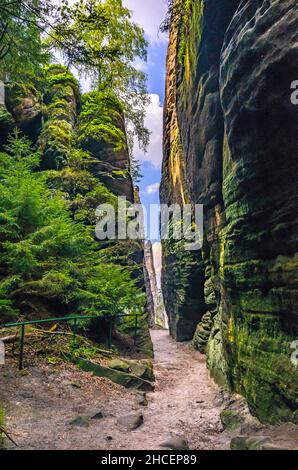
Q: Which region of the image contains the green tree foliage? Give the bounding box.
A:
[0,132,145,322]
[51,0,150,153]
[0,1,50,81]
[79,90,126,152]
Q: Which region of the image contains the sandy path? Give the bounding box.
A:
[0,330,230,450]
[119,330,229,450]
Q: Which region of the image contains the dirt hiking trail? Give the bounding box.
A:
[1,330,231,450]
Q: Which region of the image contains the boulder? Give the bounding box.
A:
[220,410,244,432]
[69,416,89,427]
[136,392,148,406]
[117,413,143,431]
[108,359,131,373]
[91,411,104,420]
[5,84,42,142]
[77,358,154,392]
[161,436,189,450]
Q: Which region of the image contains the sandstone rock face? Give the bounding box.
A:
[161,0,298,422]
[144,240,159,328]
[219,0,298,423]
[79,91,134,202]
[5,84,42,142]
[38,65,79,169]
[160,4,206,340]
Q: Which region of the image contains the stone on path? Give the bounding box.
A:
[69,416,89,427]
[91,411,104,420]
[117,413,144,431]
[137,392,148,406]
[161,436,189,450]
[77,358,154,392]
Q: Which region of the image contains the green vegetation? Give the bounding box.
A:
[0,0,151,356]
[160,0,204,65]
[79,91,126,152]
[38,65,79,169]
[50,0,150,153]
[0,1,50,82]
[0,132,145,323]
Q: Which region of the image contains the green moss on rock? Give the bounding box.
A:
[38,65,79,169]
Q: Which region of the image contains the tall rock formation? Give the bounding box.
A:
[144,241,158,328]
[160,4,206,341]
[144,240,167,329]
[161,0,298,422]
[0,65,153,357]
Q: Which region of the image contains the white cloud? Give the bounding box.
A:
[152,241,162,287]
[123,0,168,44]
[143,182,160,195]
[134,94,163,169]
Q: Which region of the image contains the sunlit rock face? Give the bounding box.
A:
[144,241,159,328]
[160,2,206,341]
[161,0,298,422]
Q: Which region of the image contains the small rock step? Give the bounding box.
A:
[117,413,144,431]
[76,358,154,391]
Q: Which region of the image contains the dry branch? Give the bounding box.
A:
[0,426,18,446]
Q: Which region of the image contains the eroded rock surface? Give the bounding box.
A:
[161,0,298,422]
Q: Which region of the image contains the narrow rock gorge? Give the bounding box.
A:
[161,0,298,423]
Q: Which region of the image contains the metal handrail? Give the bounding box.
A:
[0,313,140,370]
[0,313,138,329]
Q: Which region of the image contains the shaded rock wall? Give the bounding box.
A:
[161,0,298,421]
[219,0,298,422]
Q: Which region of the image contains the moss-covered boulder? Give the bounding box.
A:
[38,65,79,169]
[5,83,42,142]
[108,358,131,373]
[77,358,154,391]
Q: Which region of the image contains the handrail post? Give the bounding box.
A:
[19,324,25,370]
[134,314,138,346]
[71,318,77,352]
[108,317,112,350]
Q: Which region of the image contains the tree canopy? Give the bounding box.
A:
[0,0,150,152]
